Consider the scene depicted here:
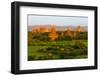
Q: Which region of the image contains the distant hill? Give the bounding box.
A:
[28,25,88,32]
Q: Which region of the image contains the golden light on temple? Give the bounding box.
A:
[49,25,58,41]
[76,25,84,33]
[32,27,49,33]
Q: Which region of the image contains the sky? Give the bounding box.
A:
[28,15,88,26]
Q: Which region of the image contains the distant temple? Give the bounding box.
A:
[32,25,85,33]
[66,25,85,38]
[32,27,49,33]
[76,25,85,32]
[49,25,58,41]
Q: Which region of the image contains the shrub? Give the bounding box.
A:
[28,56,35,60]
[73,41,86,49]
[75,32,88,40]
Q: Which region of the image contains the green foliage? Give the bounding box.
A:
[75,32,88,40]
[28,56,35,60]
[73,41,87,49]
[28,31,88,45]
[28,40,87,61]
[28,31,88,61]
[33,32,50,41]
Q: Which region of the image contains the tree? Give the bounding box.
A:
[58,31,65,40]
[61,32,64,38]
[49,25,58,41]
[28,32,33,45]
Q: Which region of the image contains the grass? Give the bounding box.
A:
[28,40,88,61]
[28,46,48,57]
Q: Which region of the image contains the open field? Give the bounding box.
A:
[28,40,88,61]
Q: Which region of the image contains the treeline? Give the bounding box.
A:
[28,31,87,45]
